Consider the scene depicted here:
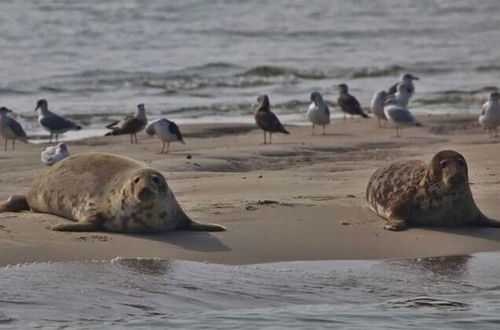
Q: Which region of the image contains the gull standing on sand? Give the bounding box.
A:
[337,84,369,122]
[145,118,185,154]
[387,73,419,97]
[479,91,500,137]
[34,99,82,143]
[0,107,28,151]
[384,97,422,137]
[370,90,388,127]
[105,103,147,144]
[307,92,330,135]
[41,143,69,166]
[254,94,289,144]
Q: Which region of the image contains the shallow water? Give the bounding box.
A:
[1,0,499,139]
[2,253,500,329]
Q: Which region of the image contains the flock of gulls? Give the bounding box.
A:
[0,72,499,165]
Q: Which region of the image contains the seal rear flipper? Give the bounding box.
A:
[476,214,500,228]
[187,221,226,232]
[0,194,29,212]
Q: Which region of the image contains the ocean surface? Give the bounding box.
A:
[2,253,500,329]
[0,0,499,140]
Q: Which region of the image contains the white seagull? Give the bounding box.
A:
[370,90,388,127]
[41,143,70,166]
[384,99,422,137]
[145,118,185,154]
[479,91,500,137]
[388,73,419,97]
[34,99,81,143]
[306,92,330,135]
[0,107,28,151]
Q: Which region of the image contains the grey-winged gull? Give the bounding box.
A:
[387,73,419,96]
[105,103,147,144]
[34,99,81,143]
[306,92,330,135]
[254,94,289,145]
[384,99,422,137]
[479,91,500,137]
[145,118,185,154]
[0,107,28,151]
[41,143,69,166]
[337,84,369,122]
[370,90,388,127]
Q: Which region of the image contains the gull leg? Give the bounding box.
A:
[312,124,315,136]
[263,131,266,145]
[166,142,170,154]
[55,134,59,143]
[12,139,15,151]
[323,125,326,135]
[134,134,138,144]
[160,142,165,154]
[269,133,272,145]
[4,138,7,151]
[343,113,346,123]
[49,133,52,144]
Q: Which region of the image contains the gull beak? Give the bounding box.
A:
[412,76,419,80]
[34,106,39,112]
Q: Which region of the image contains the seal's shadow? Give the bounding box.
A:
[422,221,500,242]
[139,231,231,252]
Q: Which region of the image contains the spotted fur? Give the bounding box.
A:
[366,150,499,231]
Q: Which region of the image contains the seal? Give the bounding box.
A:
[0,152,225,233]
[365,150,500,231]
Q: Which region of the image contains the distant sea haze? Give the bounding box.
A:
[0,0,498,139]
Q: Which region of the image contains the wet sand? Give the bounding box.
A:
[1,114,500,265]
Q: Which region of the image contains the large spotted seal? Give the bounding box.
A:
[0,152,225,233]
[366,150,500,231]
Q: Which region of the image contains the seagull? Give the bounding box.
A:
[0,107,28,151]
[105,103,147,144]
[306,92,330,135]
[41,143,69,166]
[337,84,369,122]
[479,91,500,137]
[34,99,82,143]
[254,94,289,144]
[370,90,388,127]
[384,99,422,137]
[392,81,413,108]
[387,73,419,96]
[145,118,185,154]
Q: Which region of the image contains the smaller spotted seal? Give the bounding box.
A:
[0,152,225,233]
[366,150,500,231]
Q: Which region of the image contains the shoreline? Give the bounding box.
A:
[2,114,500,266]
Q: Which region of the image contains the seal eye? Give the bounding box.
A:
[457,158,465,167]
[440,160,448,169]
[152,176,161,185]
[133,177,140,184]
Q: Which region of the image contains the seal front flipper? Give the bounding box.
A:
[0,194,29,212]
[52,214,103,232]
[187,221,226,232]
[384,217,408,231]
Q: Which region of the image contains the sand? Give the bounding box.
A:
[1,114,500,266]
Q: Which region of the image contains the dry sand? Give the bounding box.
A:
[1,114,500,265]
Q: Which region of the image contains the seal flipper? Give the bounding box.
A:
[0,194,29,212]
[52,214,103,232]
[187,221,226,232]
[476,213,500,228]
